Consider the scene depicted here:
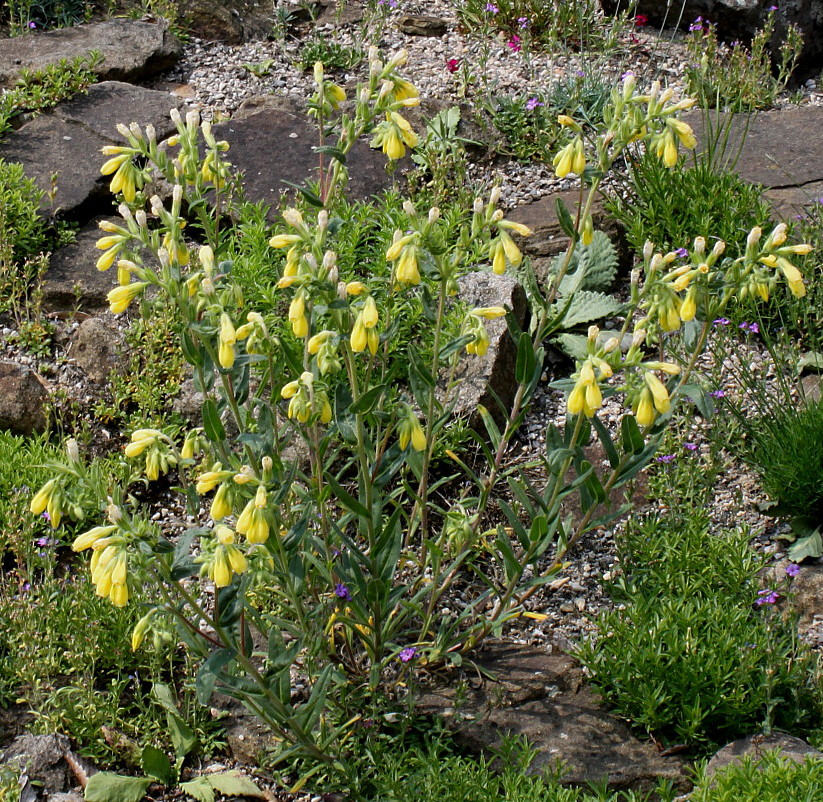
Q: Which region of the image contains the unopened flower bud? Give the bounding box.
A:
[172,184,183,205]
[492,209,504,222]
[643,241,654,261]
[170,107,182,125]
[145,124,156,142]
[116,123,131,138]
[201,277,215,295]
[317,210,328,231]
[603,337,620,354]
[261,456,273,472]
[323,250,337,272]
[106,500,123,524]
[632,328,647,348]
[631,268,641,285]
[282,208,304,228]
[359,87,371,105]
[489,187,502,206]
[403,200,416,217]
[136,210,147,228]
[66,438,80,462]
[712,240,726,258]
[186,109,200,128]
[473,198,484,214]
[428,207,440,224]
[693,236,706,255]
[587,325,600,342]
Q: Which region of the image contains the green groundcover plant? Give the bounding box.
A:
[576,511,820,748]
[26,48,815,792]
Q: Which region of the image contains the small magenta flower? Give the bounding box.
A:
[767,5,778,10]
[621,70,635,81]
[485,2,498,12]
[507,35,521,51]
[517,16,529,27]
[786,564,801,577]
[713,317,730,326]
[526,97,543,110]
[634,13,648,26]
[684,442,698,451]
[28,21,36,29]
[656,454,676,463]
[399,646,417,662]
[335,583,352,601]
[756,589,779,605]
[446,58,460,73]
[709,389,725,399]
[689,17,704,31]
[675,247,688,257]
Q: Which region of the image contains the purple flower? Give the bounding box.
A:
[576,69,585,78]
[675,247,688,257]
[713,317,730,326]
[21,582,31,592]
[41,510,51,522]
[35,536,53,547]
[485,2,498,12]
[507,35,522,51]
[621,70,635,81]
[517,16,529,28]
[689,17,704,31]
[399,646,417,663]
[334,583,352,601]
[28,21,36,29]
[656,454,676,463]
[786,563,801,577]
[756,589,779,605]
[684,442,698,451]
[709,389,725,399]
[739,322,759,334]
[768,5,778,10]
[525,97,543,110]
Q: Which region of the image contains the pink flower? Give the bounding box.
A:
[525,97,543,110]
[634,13,648,26]
[446,58,460,74]
[507,35,521,52]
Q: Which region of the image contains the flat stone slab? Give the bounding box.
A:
[42,219,118,312]
[0,81,185,219]
[417,642,689,793]
[213,95,408,214]
[0,20,181,88]
[685,106,823,218]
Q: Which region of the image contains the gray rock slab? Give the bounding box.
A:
[0,82,185,219]
[705,733,821,777]
[56,81,183,141]
[213,96,408,216]
[0,19,181,88]
[0,115,113,219]
[417,642,689,793]
[447,271,529,430]
[396,14,449,36]
[42,219,117,312]
[0,362,49,435]
[685,106,823,192]
[69,317,128,382]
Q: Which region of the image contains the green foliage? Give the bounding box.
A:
[605,148,774,256]
[485,74,611,161]
[685,11,803,111]
[93,306,186,429]
[4,0,93,34]
[0,764,19,802]
[690,751,823,801]
[455,0,632,52]
[576,511,820,748]
[0,52,102,139]
[298,37,364,71]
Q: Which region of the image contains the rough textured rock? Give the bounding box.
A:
[0,82,186,220]
[417,642,689,793]
[786,564,823,633]
[396,14,449,36]
[448,271,529,430]
[69,317,128,382]
[599,0,823,80]
[42,220,117,312]
[176,0,275,43]
[705,733,821,777]
[0,20,182,88]
[1,735,71,796]
[213,95,408,215]
[0,362,49,435]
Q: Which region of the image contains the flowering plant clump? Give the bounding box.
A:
[31,51,812,780]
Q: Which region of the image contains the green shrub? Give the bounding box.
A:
[576,512,819,748]
[685,11,803,112]
[690,751,823,801]
[605,148,773,256]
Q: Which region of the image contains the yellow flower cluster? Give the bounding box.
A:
[73,525,130,607]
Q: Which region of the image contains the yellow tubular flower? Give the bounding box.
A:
[634,387,656,427]
[552,141,575,179]
[490,240,506,275]
[73,525,118,552]
[362,296,379,328]
[346,281,368,296]
[668,118,696,149]
[269,234,302,249]
[679,286,697,322]
[289,293,308,338]
[777,257,806,298]
[308,330,334,354]
[210,483,232,520]
[108,282,148,314]
[196,463,228,494]
[218,313,236,369]
[29,479,56,516]
[644,372,672,414]
[499,230,523,267]
[236,485,269,544]
[350,315,368,353]
[124,428,162,458]
[474,307,507,319]
[567,359,603,418]
[367,327,379,355]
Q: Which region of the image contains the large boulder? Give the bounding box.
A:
[705,732,821,777]
[0,82,186,221]
[69,317,128,382]
[0,19,182,88]
[0,362,49,435]
[600,0,823,80]
[213,95,410,214]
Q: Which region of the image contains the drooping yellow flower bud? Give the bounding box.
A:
[218,313,236,369]
[108,282,148,314]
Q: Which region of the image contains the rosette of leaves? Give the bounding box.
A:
[519,229,624,359]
